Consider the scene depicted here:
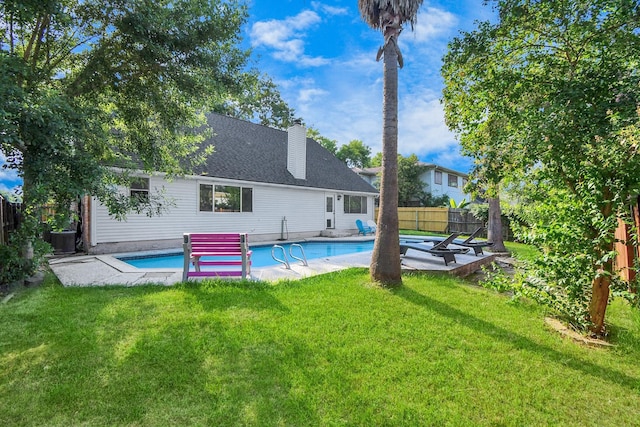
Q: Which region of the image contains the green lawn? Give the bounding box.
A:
[1,270,639,426]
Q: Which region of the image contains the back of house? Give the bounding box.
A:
[83,113,378,254]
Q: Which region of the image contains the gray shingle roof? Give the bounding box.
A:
[193,114,378,194]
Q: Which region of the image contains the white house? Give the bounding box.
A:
[83,114,378,254]
[418,163,470,204]
[353,162,470,205]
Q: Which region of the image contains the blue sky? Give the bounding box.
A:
[244,0,495,172]
[0,1,495,195]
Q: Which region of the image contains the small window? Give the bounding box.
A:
[462,178,468,189]
[326,197,333,213]
[241,187,253,212]
[344,195,367,214]
[199,184,213,211]
[434,171,442,185]
[130,178,149,202]
[448,174,458,188]
[200,183,252,212]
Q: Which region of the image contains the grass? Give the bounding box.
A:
[1,269,639,426]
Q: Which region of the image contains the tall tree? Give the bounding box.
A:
[216,74,295,130]
[359,0,424,286]
[336,139,372,168]
[442,0,640,334]
[396,154,426,206]
[307,127,338,154]
[0,1,290,265]
[370,152,383,167]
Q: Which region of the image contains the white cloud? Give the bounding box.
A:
[250,11,329,66]
[298,87,329,104]
[311,1,348,16]
[409,8,459,43]
[398,91,457,156]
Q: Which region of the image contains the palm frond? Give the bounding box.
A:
[358,0,424,30]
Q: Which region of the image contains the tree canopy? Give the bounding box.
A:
[307,127,338,155]
[442,0,640,334]
[396,154,425,206]
[336,139,372,168]
[0,0,292,237]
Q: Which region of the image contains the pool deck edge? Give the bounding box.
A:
[48,236,497,286]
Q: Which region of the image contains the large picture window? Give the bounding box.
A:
[199,184,253,212]
[344,195,367,214]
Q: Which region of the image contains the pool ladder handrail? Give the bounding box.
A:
[289,243,308,266]
[271,244,308,269]
[271,245,290,269]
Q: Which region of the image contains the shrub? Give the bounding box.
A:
[0,224,51,286]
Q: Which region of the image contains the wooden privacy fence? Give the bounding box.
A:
[374,207,450,233]
[375,207,514,240]
[448,208,486,235]
[375,207,515,240]
[1,195,21,246]
[398,207,449,233]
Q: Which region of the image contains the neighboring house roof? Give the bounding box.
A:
[193,114,378,194]
[352,167,380,177]
[417,162,469,178]
[353,164,469,179]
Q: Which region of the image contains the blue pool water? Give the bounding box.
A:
[118,240,375,269]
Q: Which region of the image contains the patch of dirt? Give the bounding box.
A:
[544,317,614,348]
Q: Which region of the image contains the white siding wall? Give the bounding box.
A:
[334,194,375,229]
[93,176,374,246]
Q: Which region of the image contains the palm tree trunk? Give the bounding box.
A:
[370,40,402,286]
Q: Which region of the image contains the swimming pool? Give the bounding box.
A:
[118,240,375,269]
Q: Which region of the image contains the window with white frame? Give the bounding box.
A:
[199,184,214,211]
[130,178,150,202]
[434,170,442,185]
[199,184,253,212]
[343,195,367,214]
[448,174,458,187]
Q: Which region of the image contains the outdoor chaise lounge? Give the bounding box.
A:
[356,219,374,236]
[423,227,494,255]
[400,233,470,266]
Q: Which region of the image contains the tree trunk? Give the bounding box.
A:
[589,240,614,335]
[487,196,507,252]
[370,41,401,286]
[589,271,610,336]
